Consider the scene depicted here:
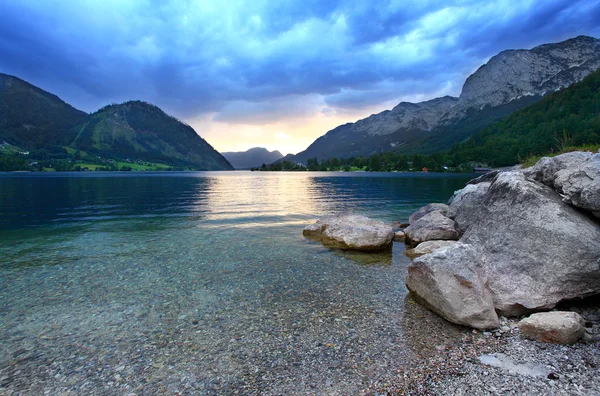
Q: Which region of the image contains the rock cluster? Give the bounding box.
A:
[404,151,600,329]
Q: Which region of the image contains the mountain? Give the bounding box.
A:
[71,101,233,170]
[447,67,600,167]
[0,73,87,148]
[0,73,232,170]
[222,147,284,169]
[285,35,600,163]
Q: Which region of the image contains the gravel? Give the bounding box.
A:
[367,296,600,395]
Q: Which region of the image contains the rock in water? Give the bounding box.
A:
[518,312,586,344]
[393,230,406,242]
[405,240,457,259]
[406,243,499,329]
[403,211,460,245]
[303,214,393,251]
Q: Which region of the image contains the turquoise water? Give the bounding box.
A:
[0,171,473,394]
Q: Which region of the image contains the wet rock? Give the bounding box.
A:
[303,214,393,251]
[404,240,457,259]
[518,311,586,344]
[393,231,406,242]
[403,211,459,246]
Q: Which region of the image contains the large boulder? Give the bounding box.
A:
[448,182,491,232]
[405,240,457,259]
[463,171,600,316]
[303,214,393,251]
[406,243,499,330]
[403,211,460,245]
[518,311,586,344]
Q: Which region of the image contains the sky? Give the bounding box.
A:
[1,0,600,155]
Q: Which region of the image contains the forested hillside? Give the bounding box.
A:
[447,68,600,167]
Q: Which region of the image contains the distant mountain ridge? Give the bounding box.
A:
[0,73,233,170]
[222,147,283,169]
[284,35,600,163]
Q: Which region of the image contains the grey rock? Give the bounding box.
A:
[523,151,593,188]
[518,312,586,344]
[448,182,491,232]
[408,203,456,224]
[303,214,393,251]
[554,153,600,216]
[405,240,457,259]
[404,211,460,245]
[406,242,499,330]
[462,171,600,316]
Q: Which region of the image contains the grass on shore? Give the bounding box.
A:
[520,144,600,168]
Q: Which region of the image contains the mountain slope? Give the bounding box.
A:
[287,35,600,163]
[222,147,283,169]
[71,101,233,170]
[0,73,87,148]
[447,67,600,167]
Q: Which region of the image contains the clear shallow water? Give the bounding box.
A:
[0,171,473,394]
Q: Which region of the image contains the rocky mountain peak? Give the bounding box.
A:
[459,36,600,111]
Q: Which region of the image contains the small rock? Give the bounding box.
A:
[393,231,406,242]
[518,311,586,344]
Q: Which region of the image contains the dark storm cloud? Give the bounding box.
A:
[0,0,599,122]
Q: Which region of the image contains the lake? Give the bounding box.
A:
[0,171,474,394]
